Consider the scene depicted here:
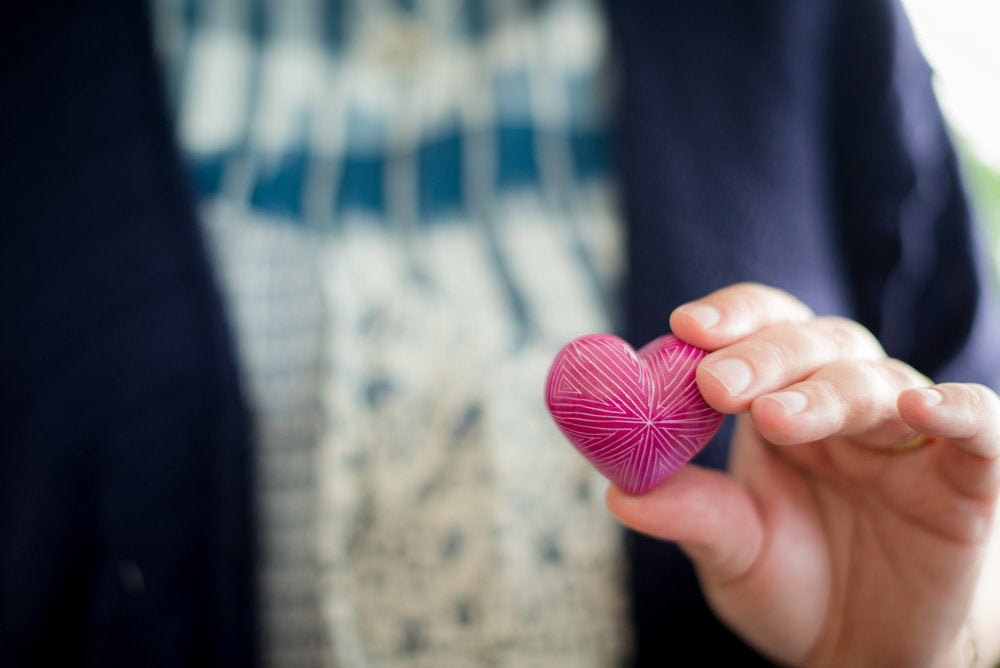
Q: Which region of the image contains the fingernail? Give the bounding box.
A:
[915,387,943,406]
[768,391,809,416]
[705,358,752,397]
[679,304,721,329]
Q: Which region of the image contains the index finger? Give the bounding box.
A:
[670,283,815,351]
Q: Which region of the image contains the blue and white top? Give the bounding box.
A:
[152,0,628,664]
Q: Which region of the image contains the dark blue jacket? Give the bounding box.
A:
[3,0,998,665]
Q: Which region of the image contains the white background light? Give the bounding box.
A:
[903,0,1000,170]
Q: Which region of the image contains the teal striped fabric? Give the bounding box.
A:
[154,0,611,222]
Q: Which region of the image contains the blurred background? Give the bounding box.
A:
[902,0,1000,263]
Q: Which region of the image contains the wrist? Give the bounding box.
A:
[942,619,979,668]
[918,619,979,668]
[963,619,980,668]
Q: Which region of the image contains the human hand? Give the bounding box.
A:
[606,283,1000,667]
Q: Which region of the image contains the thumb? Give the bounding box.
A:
[606,465,764,584]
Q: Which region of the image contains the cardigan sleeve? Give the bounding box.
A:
[607,0,1000,665]
[827,0,1000,388]
[0,1,257,666]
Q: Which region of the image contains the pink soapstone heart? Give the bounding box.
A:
[546,333,724,495]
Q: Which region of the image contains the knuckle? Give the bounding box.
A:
[937,383,1000,453]
[713,283,814,322]
[943,382,1000,411]
[719,284,772,319]
[811,358,893,400]
[745,335,793,375]
[799,375,843,411]
[814,316,883,358]
[881,357,929,386]
[817,359,881,397]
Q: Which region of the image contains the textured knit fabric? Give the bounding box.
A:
[151,0,627,665]
[3,0,1000,666]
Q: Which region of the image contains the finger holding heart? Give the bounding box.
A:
[671,284,934,452]
[602,284,1000,665]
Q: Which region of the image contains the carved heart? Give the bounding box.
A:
[545,333,724,495]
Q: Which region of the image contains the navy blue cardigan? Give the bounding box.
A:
[3,0,998,665]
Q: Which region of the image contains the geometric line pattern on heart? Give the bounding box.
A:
[546,333,724,494]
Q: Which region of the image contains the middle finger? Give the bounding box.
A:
[697,316,886,413]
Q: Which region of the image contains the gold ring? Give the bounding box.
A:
[884,432,932,455]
